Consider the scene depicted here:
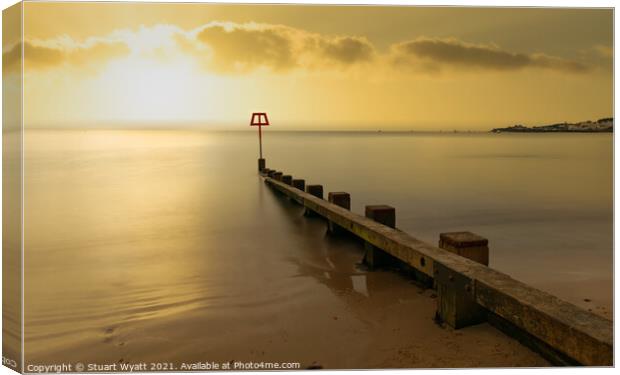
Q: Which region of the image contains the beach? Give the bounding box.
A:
[22,129,611,367]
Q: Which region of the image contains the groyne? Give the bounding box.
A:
[258,162,613,367]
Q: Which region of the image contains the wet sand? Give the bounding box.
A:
[28,207,548,368]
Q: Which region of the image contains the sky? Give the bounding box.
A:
[3,2,614,130]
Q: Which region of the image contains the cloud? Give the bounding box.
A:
[3,38,130,73]
[183,22,375,73]
[4,23,596,77]
[3,42,62,73]
[318,36,374,64]
[195,23,297,72]
[2,43,22,73]
[391,37,590,74]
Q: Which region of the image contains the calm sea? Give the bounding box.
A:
[23,130,612,364]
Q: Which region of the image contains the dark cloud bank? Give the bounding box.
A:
[392,38,590,74]
[4,22,597,76]
[3,39,129,73]
[192,23,375,72]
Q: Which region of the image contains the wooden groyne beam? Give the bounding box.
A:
[260,170,612,366]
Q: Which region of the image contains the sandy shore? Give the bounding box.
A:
[26,232,548,369]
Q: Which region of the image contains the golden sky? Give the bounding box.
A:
[4,2,614,130]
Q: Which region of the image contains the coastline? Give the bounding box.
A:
[492,118,613,133]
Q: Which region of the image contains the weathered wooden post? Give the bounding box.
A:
[439,232,489,266]
[288,179,305,204]
[282,175,293,185]
[292,179,305,191]
[363,205,395,269]
[273,172,283,181]
[304,185,323,216]
[435,231,489,329]
[327,192,350,234]
[258,158,266,172]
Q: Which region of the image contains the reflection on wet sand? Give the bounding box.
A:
[266,188,549,368]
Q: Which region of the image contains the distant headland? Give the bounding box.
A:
[492,118,613,133]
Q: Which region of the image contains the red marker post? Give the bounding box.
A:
[250,112,269,171]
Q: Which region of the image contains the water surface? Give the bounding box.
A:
[23,130,611,366]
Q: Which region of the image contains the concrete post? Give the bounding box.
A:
[327,192,350,234]
[304,185,323,216]
[363,205,396,269]
[439,232,489,266]
[435,231,489,329]
[282,175,292,185]
[292,179,305,191]
[258,158,266,172]
[273,172,283,181]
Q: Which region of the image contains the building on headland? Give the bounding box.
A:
[492,118,613,133]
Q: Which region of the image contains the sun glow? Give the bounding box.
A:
[95,56,198,122]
